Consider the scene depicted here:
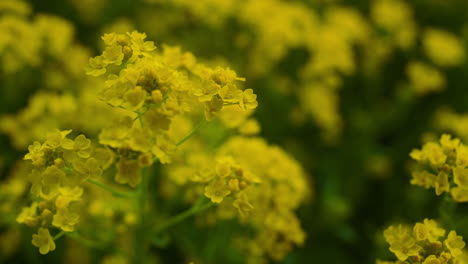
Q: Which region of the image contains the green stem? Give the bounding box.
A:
[65,232,107,249]
[53,231,65,240]
[176,118,206,146]
[439,193,457,229]
[153,197,214,236]
[134,167,152,263]
[87,178,136,198]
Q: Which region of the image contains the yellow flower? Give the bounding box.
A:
[32,228,55,255]
[55,186,83,209]
[24,141,45,167]
[454,166,468,188]
[445,231,465,257]
[16,202,39,227]
[215,156,236,178]
[204,179,231,203]
[423,255,441,264]
[85,56,107,76]
[219,84,243,103]
[239,89,258,110]
[128,31,156,62]
[434,172,450,196]
[204,96,224,120]
[127,127,153,153]
[151,135,176,164]
[451,187,468,202]
[52,207,80,232]
[440,134,460,151]
[99,116,133,148]
[457,145,468,167]
[384,225,421,260]
[40,165,65,200]
[423,28,465,67]
[102,45,124,65]
[45,129,72,149]
[73,157,103,179]
[115,158,141,187]
[413,219,445,242]
[233,193,254,217]
[101,32,118,46]
[410,142,446,167]
[62,134,93,158]
[94,147,115,169]
[410,171,436,189]
[406,61,446,95]
[138,152,154,167]
[123,86,146,110]
[143,109,171,132]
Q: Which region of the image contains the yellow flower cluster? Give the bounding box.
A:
[434,109,468,141]
[380,219,465,263]
[409,134,468,202]
[0,0,85,74]
[371,0,417,50]
[167,136,309,262]
[169,0,238,26]
[0,0,115,151]
[403,28,464,96]
[217,137,309,262]
[16,130,111,253]
[406,61,446,95]
[0,86,122,150]
[140,0,365,140]
[85,31,257,187]
[423,29,465,68]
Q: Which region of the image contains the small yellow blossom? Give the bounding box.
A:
[445,231,466,257]
[62,134,93,158]
[85,56,107,76]
[204,179,231,203]
[115,158,141,187]
[381,220,466,263]
[423,29,465,67]
[102,45,124,65]
[31,228,55,255]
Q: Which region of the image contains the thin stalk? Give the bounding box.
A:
[134,167,152,263]
[176,118,206,146]
[153,197,214,236]
[53,231,65,240]
[65,232,107,249]
[87,178,136,198]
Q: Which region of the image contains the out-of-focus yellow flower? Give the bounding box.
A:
[204,179,231,203]
[406,61,446,95]
[31,228,55,255]
[446,231,466,257]
[115,158,141,187]
[423,28,465,67]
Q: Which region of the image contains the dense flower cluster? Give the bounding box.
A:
[0,0,87,75]
[17,130,111,253]
[1,0,467,263]
[140,0,465,142]
[378,219,466,263]
[8,29,302,262]
[167,136,309,261]
[410,134,468,202]
[84,31,258,186]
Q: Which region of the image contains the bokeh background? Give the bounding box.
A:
[1,0,468,263]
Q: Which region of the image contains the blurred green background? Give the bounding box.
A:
[2,0,468,263]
